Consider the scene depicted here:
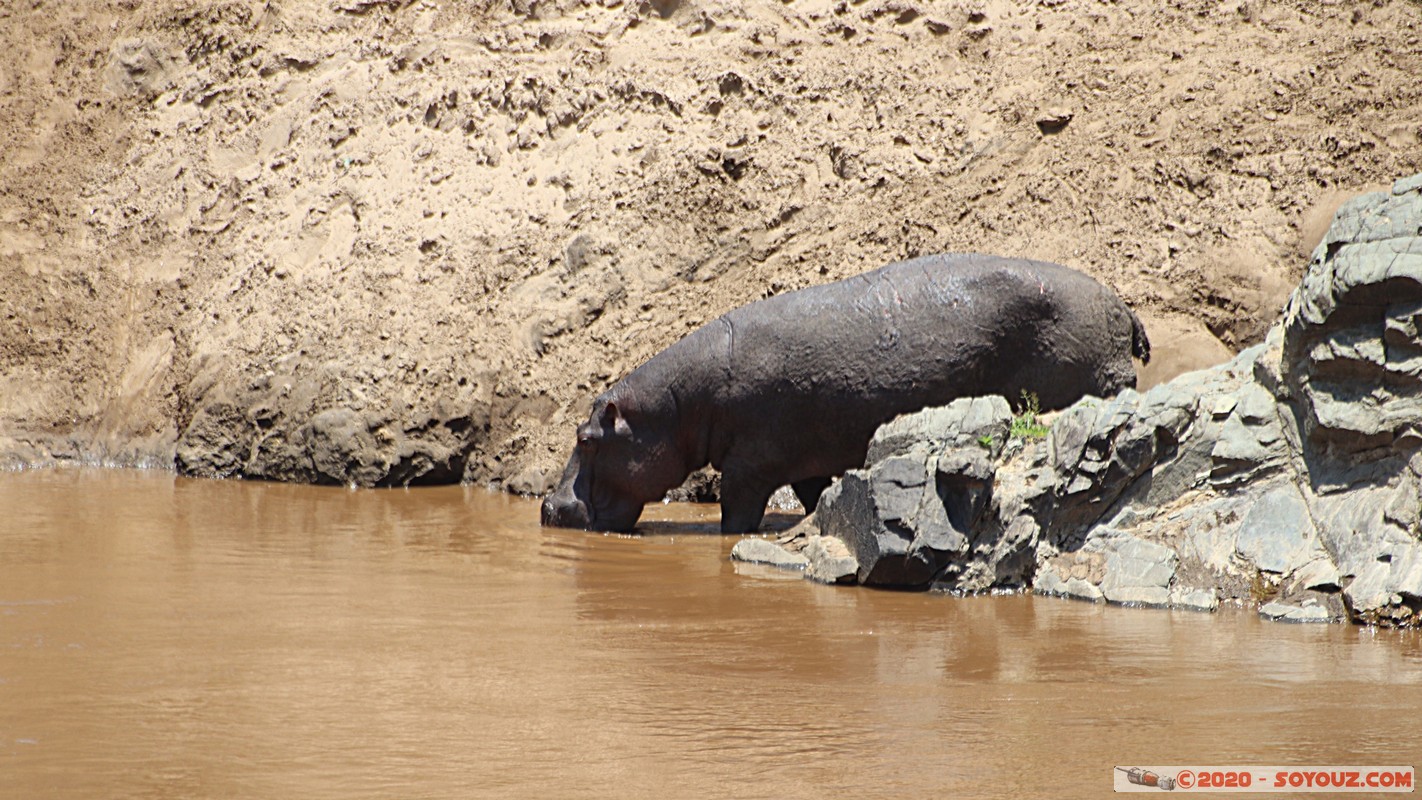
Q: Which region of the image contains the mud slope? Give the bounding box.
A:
[2,0,1421,489]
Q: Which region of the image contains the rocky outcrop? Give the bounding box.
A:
[735,174,1422,627]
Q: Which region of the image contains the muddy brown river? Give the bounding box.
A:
[2,469,1419,798]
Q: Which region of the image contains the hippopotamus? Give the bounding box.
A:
[541,253,1150,533]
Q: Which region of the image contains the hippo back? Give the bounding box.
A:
[695,254,1141,475]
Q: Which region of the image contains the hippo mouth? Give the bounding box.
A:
[540,493,642,532]
[540,478,646,531]
[540,423,647,532]
[542,444,600,529]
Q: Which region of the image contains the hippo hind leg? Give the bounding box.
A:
[719,466,776,533]
[791,477,832,513]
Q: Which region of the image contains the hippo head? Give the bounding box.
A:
[540,396,684,532]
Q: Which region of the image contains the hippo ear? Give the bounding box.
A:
[601,402,633,438]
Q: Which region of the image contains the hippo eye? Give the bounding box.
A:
[576,432,595,447]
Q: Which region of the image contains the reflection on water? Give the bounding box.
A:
[1,470,1419,799]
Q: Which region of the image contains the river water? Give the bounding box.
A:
[2,469,1419,798]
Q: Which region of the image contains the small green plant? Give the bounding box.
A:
[977,433,996,449]
[1010,390,1051,441]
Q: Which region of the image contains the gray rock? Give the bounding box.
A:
[1209,381,1288,486]
[869,453,931,525]
[1382,472,1420,532]
[1307,486,1402,579]
[1099,536,1178,606]
[1034,567,1066,595]
[1115,535,1176,564]
[928,448,994,552]
[818,441,1000,588]
[1252,325,1288,396]
[1234,484,1321,575]
[1288,557,1341,593]
[1387,545,1422,602]
[1344,559,1399,615]
[1343,543,1422,625]
[830,461,936,587]
[1259,601,1334,624]
[905,494,970,558]
[1063,577,1105,602]
[1176,495,1246,572]
[1048,403,1094,472]
[1169,587,1219,612]
[867,395,1012,464]
[730,537,809,570]
[775,512,820,552]
[1035,567,1105,603]
[1396,172,1422,196]
[1281,180,1422,468]
[803,535,859,584]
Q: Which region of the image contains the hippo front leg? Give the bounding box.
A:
[718,465,776,533]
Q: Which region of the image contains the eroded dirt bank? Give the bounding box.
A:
[3,0,1421,489]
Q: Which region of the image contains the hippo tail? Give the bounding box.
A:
[1127,306,1151,364]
